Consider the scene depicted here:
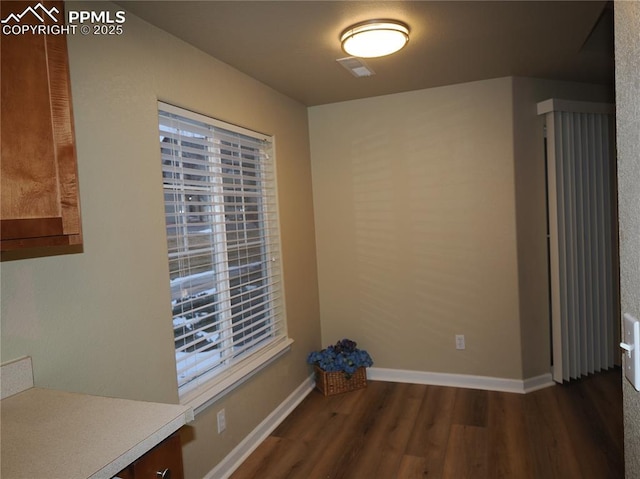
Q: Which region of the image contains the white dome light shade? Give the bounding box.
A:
[341,20,409,58]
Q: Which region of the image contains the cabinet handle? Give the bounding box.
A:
[156,469,171,479]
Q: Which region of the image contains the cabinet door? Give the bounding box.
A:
[1,0,82,252]
[131,433,184,479]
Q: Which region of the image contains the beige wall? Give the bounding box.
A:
[309,78,524,379]
[615,2,640,477]
[0,2,321,478]
[309,76,613,382]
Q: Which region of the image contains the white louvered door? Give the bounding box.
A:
[538,99,619,383]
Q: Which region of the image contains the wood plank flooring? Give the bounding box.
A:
[230,368,623,479]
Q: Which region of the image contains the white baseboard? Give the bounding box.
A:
[367,367,555,394]
[522,372,556,393]
[204,374,315,479]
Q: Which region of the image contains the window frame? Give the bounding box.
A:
[158,101,291,413]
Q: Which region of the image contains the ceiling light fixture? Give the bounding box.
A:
[340,20,410,58]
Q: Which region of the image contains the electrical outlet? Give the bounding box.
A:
[217,409,226,433]
[455,334,465,350]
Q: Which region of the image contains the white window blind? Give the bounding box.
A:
[158,102,286,397]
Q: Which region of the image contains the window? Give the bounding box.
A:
[158,102,288,405]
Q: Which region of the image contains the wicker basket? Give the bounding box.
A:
[314,365,367,396]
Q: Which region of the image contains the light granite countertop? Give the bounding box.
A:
[0,358,193,479]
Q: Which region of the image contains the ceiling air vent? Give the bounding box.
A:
[336,56,375,78]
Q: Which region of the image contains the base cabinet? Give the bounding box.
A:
[115,434,184,479]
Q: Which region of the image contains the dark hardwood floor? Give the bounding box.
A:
[230,368,623,479]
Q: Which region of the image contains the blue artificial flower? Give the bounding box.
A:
[307,338,373,377]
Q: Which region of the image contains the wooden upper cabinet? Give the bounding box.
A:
[1,0,82,253]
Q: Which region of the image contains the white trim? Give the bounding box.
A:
[182,338,294,415]
[367,367,554,394]
[522,373,556,393]
[536,98,614,115]
[204,374,315,479]
[544,108,564,384]
[158,101,271,141]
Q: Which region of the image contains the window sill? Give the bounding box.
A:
[180,337,294,415]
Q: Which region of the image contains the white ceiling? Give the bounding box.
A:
[118,1,614,106]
